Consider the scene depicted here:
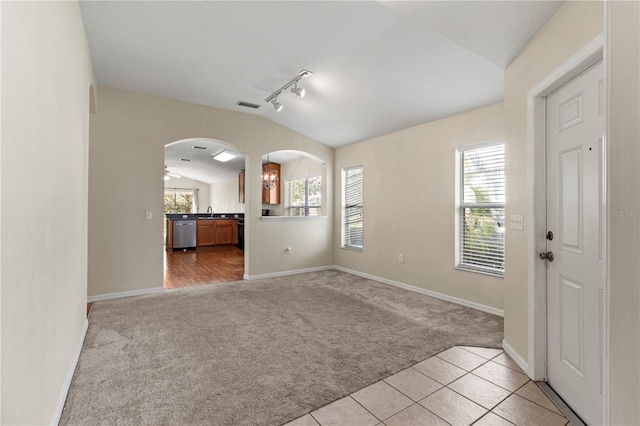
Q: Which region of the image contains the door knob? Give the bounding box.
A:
[539,251,554,262]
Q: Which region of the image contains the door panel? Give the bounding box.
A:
[559,276,584,376]
[559,92,583,131]
[559,147,583,253]
[546,60,604,425]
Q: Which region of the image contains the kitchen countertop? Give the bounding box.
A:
[166,213,244,220]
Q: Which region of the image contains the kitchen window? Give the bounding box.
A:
[284,175,321,217]
[342,165,363,251]
[164,188,194,214]
[456,142,505,275]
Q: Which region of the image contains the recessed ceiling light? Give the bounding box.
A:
[212,150,237,163]
[192,146,206,150]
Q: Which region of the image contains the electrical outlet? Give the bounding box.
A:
[399,253,404,263]
[510,214,524,230]
[145,211,153,220]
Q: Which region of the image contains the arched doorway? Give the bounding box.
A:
[163,138,247,289]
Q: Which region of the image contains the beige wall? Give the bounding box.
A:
[503,1,603,359]
[608,1,640,424]
[88,87,334,296]
[334,102,505,311]
[0,2,95,424]
[164,175,210,213]
[209,176,245,214]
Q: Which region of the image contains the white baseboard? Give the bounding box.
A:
[332,265,504,317]
[87,287,165,303]
[502,339,531,378]
[244,265,333,281]
[51,318,88,426]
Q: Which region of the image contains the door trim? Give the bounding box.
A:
[526,32,607,423]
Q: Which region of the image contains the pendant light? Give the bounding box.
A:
[262,155,279,190]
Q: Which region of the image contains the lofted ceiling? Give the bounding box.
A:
[165,139,244,184]
[165,139,308,184]
[80,1,563,148]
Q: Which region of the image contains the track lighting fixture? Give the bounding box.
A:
[291,82,305,98]
[271,96,283,112]
[265,69,313,112]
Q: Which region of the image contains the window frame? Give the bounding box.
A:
[341,165,364,251]
[164,187,195,214]
[455,141,505,276]
[283,175,322,217]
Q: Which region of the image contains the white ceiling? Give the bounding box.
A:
[165,138,309,184]
[165,139,244,184]
[80,1,562,148]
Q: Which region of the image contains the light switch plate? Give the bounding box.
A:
[510,214,524,230]
[145,211,152,220]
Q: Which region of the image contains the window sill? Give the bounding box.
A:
[341,246,363,252]
[260,216,329,222]
[455,265,504,278]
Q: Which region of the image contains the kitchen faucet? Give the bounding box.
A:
[207,206,213,217]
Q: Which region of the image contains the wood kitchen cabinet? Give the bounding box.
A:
[232,221,238,245]
[166,219,174,250]
[197,219,239,246]
[196,220,216,246]
[262,162,281,205]
[239,171,245,204]
[214,220,235,245]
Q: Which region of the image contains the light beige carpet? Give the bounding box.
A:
[60,270,503,425]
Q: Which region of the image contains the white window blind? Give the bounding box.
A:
[284,176,321,217]
[342,166,363,250]
[458,143,505,275]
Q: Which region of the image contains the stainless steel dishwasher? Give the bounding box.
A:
[172,220,197,250]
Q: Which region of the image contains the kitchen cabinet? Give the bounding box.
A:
[239,171,245,204]
[214,220,235,245]
[196,220,216,246]
[262,162,281,205]
[166,219,174,250]
[196,219,239,246]
[232,221,239,245]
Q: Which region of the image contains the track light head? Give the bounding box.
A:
[271,97,283,112]
[291,83,305,98]
[265,70,313,109]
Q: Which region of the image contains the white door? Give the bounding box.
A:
[545,60,605,425]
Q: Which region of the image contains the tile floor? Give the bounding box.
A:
[285,346,570,426]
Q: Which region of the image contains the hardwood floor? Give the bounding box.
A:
[164,245,244,289]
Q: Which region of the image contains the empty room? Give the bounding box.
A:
[1,1,638,425]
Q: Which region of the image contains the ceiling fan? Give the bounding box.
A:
[164,166,182,180]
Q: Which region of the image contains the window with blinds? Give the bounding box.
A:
[457,143,505,275]
[342,166,363,250]
[284,176,321,217]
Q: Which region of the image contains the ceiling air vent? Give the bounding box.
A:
[236,101,261,109]
[192,146,206,150]
[180,158,192,162]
